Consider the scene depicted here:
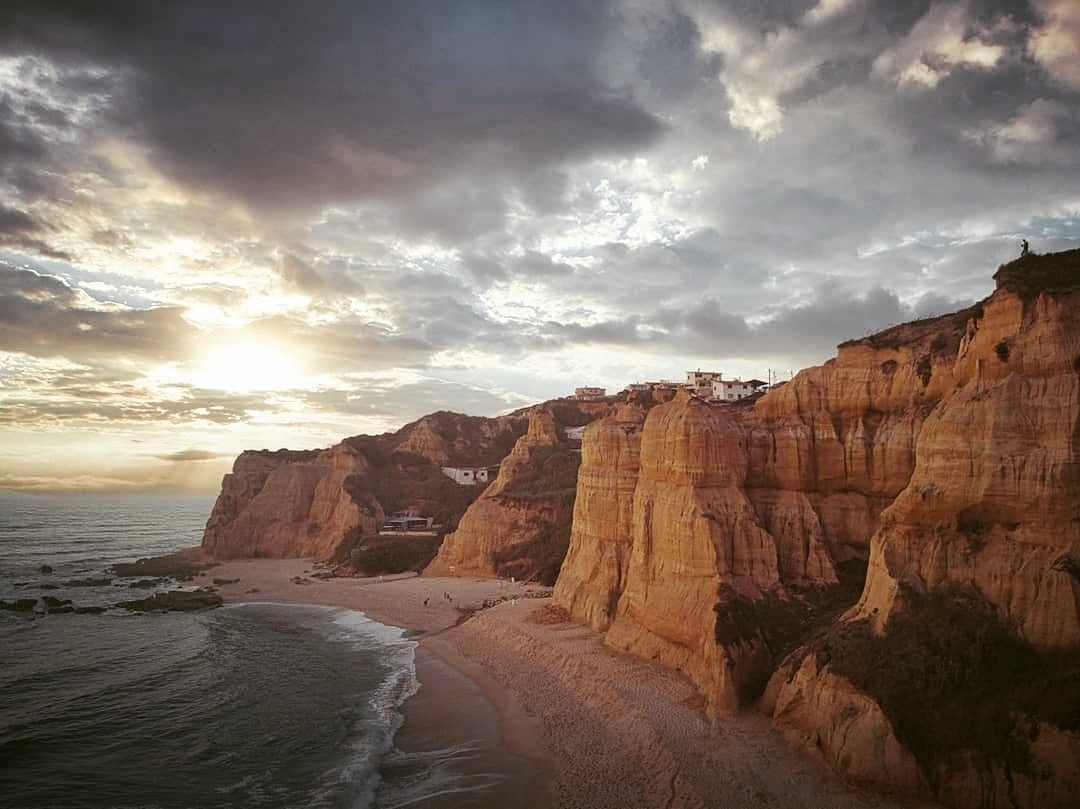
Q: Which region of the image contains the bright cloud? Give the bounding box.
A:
[0,0,1078,490]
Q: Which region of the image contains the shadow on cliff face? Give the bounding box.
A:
[714,559,868,703]
[811,587,1080,788]
[490,442,581,586]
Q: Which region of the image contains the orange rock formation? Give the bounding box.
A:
[427,409,594,584]
[202,444,381,559]
[553,250,1080,807]
[201,411,527,560]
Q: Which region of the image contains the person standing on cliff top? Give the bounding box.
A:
[1021,238,1029,256]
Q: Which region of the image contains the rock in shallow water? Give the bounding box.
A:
[0,598,38,611]
[127,577,167,588]
[118,590,223,612]
[64,577,112,587]
[111,552,212,581]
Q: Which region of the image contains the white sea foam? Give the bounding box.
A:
[227,602,424,809]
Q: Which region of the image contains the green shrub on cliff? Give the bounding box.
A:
[713,560,868,701]
[503,442,581,499]
[494,441,581,585]
[814,588,1080,782]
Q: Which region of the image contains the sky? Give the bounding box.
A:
[1,0,1078,493]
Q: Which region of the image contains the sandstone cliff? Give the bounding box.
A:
[201,410,527,560]
[553,250,1080,807]
[426,409,589,584]
[552,403,646,630]
[202,444,382,559]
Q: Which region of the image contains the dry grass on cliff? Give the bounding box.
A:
[814,588,1080,784]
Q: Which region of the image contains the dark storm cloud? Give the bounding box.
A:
[520,280,970,365]
[0,206,37,233]
[0,263,192,360]
[0,263,450,373]
[278,254,364,296]
[702,0,818,31]
[1,0,663,211]
[0,205,70,260]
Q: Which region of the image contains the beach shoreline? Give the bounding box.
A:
[201,558,934,809]
[203,559,554,809]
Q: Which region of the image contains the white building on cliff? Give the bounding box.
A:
[711,378,767,400]
[686,370,723,397]
[440,465,500,485]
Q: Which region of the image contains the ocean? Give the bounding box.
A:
[0,491,470,809]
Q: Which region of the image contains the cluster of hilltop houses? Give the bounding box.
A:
[397,371,771,534]
[434,371,771,501]
[576,371,770,403]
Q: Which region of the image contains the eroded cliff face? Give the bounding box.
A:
[202,444,381,560]
[201,410,527,561]
[553,318,964,714]
[554,251,1080,806]
[761,261,1080,806]
[602,393,782,712]
[852,285,1080,647]
[426,410,580,584]
[552,404,645,630]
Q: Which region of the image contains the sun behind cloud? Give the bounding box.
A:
[194,339,306,393]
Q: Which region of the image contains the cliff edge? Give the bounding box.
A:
[553,249,1080,808]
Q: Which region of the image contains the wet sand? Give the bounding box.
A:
[203,559,935,809]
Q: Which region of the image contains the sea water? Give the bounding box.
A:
[0,491,459,809]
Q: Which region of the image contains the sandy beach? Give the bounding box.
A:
[201,559,934,809]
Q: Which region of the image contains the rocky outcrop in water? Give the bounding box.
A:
[118,590,223,612]
[0,598,38,612]
[111,551,213,581]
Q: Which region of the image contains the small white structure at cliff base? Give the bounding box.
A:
[378,513,441,536]
[440,465,499,485]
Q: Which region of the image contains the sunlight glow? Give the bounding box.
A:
[194,340,307,393]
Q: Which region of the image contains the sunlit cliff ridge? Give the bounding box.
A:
[551,249,1080,808]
